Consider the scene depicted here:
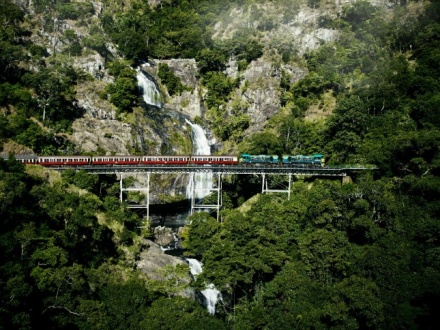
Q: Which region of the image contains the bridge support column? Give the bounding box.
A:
[190,172,223,221]
[262,173,292,200]
[119,172,150,220]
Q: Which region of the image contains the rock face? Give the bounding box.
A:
[74,53,112,83]
[136,239,190,280]
[14,0,399,155]
[157,59,203,120]
[11,0,397,202]
[72,116,136,154]
[136,240,194,298]
[237,59,282,133]
[153,226,175,247]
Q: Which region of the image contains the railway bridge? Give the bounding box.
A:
[51,164,376,221]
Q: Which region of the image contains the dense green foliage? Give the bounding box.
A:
[105,60,138,113]
[184,175,440,328]
[183,1,440,328]
[158,63,189,96]
[0,160,225,329]
[0,0,86,152]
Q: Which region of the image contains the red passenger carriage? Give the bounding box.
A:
[141,155,190,165]
[190,155,238,165]
[37,156,91,166]
[92,156,141,165]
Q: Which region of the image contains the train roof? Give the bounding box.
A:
[1,154,38,160]
[38,155,91,158]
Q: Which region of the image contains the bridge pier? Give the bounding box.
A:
[262,173,292,200]
[119,171,224,222]
[87,165,358,223]
[119,172,150,220]
[190,172,223,221]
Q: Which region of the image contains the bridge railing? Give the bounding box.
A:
[328,164,378,170]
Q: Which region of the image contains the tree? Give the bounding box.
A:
[105,77,138,112]
[195,195,293,297]
[158,63,187,96]
[196,48,227,75]
[140,297,226,330]
[97,279,151,330]
[246,131,282,155]
[182,212,220,258]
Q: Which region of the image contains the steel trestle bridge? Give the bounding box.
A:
[50,164,374,175]
[51,164,375,221]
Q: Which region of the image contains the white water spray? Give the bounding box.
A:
[136,67,161,107]
[185,119,213,199]
[187,258,221,315]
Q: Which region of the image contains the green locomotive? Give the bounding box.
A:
[241,154,324,167]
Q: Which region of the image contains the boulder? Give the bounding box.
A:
[153,226,175,247]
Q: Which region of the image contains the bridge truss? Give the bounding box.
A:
[50,164,373,221]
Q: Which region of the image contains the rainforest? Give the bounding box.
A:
[1,0,440,329]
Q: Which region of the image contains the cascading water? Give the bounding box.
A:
[185,119,213,199]
[136,67,161,107]
[187,258,221,315]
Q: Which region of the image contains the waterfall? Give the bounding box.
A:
[136,67,161,107]
[187,258,221,315]
[185,120,213,199]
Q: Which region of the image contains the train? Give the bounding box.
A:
[2,153,325,167]
[241,154,324,167]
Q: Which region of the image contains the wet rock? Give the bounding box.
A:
[136,239,194,298]
[153,226,175,247]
